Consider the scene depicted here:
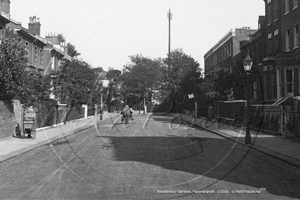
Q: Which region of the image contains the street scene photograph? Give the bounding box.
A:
[0,0,300,199]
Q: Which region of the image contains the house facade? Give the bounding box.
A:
[263,0,300,100]
[204,27,257,98]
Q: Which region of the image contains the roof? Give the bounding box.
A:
[0,12,10,24]
[15,28,47,46]
[204,29,235,59]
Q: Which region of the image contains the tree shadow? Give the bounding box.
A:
[94,134,300,199]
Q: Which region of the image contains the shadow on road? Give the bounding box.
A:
[94,132,300,199]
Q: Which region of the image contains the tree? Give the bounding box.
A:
[178,62,204,110]
[57,33,66,43]
[105,68,121,112]
[23,72,52,105]
[165,48,199,94]
[53,59,95,106]
[208,67,245,101]
[120,55,164,112]
[0,29,28,101]
[67,43,81,58]
[159,48,203,111]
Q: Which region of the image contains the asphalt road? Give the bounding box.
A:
[0,114,300,200]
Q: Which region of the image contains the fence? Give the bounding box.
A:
[34,103,86,128]
[214,99,300,139]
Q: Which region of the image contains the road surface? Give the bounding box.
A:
[0,114,299,199]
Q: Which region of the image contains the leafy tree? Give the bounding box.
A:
[165,48,200,94]
[0,29,28,101]
[105,68,121,112]
[177,62,204,109]
[53,59,95,106]
[67,43,81,58]
[120,55,164,112]
[158,48,204,112]
[57,33,66,43]
[208,67,246,101]
[23,72,52,105]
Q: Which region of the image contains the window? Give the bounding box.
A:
[267,3,272,24]
[227,45,229,57]
[293,0,298,9]
[294,24,299,48]
[213,54,217,65]
[0,26,3,39]
[286,29,290,51]
[285,0,290,14]
[274,0,279,20]
[40,50,44,66]
[268,33,272,39]
[285,68,294,96]
[34,47,38,65]
[274,29,279,50]
[25,42,29,58]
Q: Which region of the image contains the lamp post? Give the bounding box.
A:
[243,52,253,144]
[100,79,109,120]
[167,9,172,91]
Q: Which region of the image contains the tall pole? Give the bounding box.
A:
[167,9,172,91]
[245,75,251,144]
[100,92,103,120]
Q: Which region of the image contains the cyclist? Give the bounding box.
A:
[122,105,131,124]
[129,107,134,121]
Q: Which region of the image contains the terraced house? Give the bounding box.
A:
[204,27,257,98]
[1,0,70,75]
[262,0,300,101]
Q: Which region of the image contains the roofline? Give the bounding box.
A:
[0,14,10,24]
[204,29,235,59]
[16,28,47,46]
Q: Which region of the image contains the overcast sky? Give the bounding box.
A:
[11,0,265,71]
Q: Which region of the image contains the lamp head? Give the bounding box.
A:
[243,52,253,73]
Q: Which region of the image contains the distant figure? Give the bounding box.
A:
[129,107,134,121]
[25,106,34,113]
[122,105,131,124]
[207,106,213,121]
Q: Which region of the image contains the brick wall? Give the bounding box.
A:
[0,100,21,138]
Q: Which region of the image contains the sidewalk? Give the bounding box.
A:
[170,113,300,168]
[0,113,120,163]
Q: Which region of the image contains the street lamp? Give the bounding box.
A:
[100,79,109,120]
[243,52,253,144]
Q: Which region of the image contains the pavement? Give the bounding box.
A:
[0,112,300,169]
[0,112,120,163]
[169,113,300,168]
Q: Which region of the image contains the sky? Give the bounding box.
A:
[11,0,265,71]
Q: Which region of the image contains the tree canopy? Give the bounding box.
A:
[0,29,28,101]
[53,59,95,105]
[67,43,81,58]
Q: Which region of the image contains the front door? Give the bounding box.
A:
[285,67,294,97]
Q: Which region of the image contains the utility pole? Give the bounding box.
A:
[167,8,172,92]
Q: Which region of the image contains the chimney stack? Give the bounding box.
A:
[28,16,41,35]
[0,0,10,15]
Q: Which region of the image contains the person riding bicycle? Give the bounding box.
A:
[122,105,131,124]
